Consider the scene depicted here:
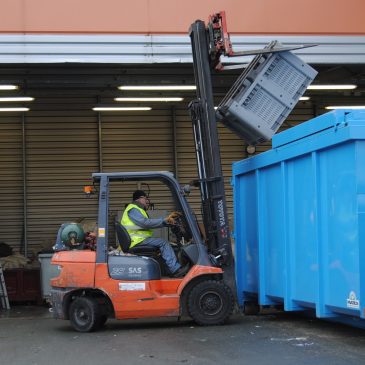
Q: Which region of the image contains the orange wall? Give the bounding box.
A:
[1,0,364,35]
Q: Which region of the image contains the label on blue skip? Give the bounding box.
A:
[347,291,360,309]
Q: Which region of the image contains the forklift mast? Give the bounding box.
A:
[188,13,234,269]
[188,12,317,299]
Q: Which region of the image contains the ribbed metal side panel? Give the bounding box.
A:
[0,116,23,248]
[25,107,99,251]
[0,101,317,252]
[0,34,364,64]
[102,109,176,223]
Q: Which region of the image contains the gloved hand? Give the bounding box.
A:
[165,211,182,225]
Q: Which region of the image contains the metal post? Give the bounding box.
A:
[313,102,319,118]
[22,113,28,257]
[96,175,109,263]
[98,112,103,172]
[171,106,178,179]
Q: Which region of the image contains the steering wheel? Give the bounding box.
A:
[169,212,192,246]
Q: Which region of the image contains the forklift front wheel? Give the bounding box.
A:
[69,297,102,332]
[187,280,234,326]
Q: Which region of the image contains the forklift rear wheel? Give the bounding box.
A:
[69,297,102,332]
[187,280,234,326]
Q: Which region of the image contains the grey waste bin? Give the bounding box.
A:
[38,253,60,299]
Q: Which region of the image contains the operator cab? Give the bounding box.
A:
[94,171,210,278]
[53,172,212,278]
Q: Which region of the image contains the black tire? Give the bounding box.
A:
[97,314,108,329]
[69,297,101,332]
[187,280,234,326]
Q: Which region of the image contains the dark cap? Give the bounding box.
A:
[133,190,147,201]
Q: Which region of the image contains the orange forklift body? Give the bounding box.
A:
[51,250,223,320]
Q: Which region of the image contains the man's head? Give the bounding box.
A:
[132,190,149,208]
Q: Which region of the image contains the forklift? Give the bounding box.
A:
[50,12,316,332]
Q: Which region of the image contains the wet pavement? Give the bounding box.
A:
[1,305,365,365]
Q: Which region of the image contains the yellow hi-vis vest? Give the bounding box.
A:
[121,203,153,248]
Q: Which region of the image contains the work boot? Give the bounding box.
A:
[172,265,190,278]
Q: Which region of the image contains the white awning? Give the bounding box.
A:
[0,34,364,64]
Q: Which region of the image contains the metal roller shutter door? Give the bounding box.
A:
[102,108,176,221]
[0,100,316,253]
[0,115,23,249]
[25,107,100,251]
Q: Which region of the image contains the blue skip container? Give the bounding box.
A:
[232,110,365,327]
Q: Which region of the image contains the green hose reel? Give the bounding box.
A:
[54,223,85,250]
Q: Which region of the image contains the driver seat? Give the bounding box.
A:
[114,221,159,257]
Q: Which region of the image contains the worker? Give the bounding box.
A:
[121,190,189,278]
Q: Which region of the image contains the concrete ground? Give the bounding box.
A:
[1,305,365,365]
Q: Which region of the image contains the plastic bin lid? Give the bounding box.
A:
[272,110,361,148]
[38,253,54,258]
